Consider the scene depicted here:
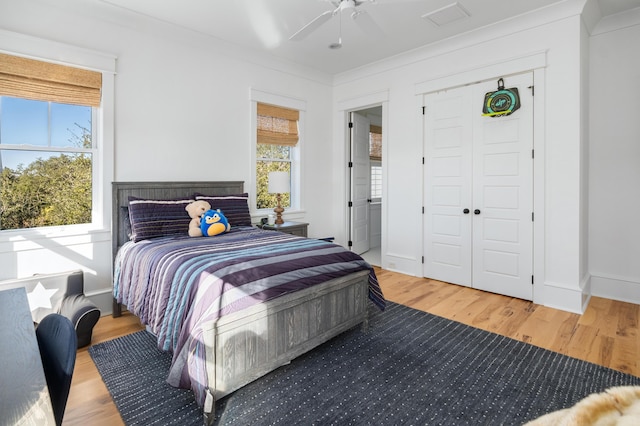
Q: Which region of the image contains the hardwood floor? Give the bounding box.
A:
[375,268,639,377]
[64,312,144,426]
[62,268,640,425]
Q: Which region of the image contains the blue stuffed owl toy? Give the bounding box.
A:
[200,209,231,237]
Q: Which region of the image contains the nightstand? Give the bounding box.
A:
[261,221,308,237]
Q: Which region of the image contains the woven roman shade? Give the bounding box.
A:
[370,124,382,161]
[257,103,299,146]
[0,53,102,107]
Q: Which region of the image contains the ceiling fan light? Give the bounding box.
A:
[329,35,343,49]
[340,0,356,12]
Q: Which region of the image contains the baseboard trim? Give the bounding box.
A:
[543,278,589,314]
[590,273,640,305]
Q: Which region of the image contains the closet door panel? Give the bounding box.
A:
[423,86,473,287]
[472,74,534,300]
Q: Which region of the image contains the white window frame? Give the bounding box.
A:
[250,88,306,218]
[0,29,115,241]
[370,160,382,203]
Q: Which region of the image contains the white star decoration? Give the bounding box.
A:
[27,282,58,312]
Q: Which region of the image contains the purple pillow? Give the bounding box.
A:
[127,196,194,242]
[194,193,252,227]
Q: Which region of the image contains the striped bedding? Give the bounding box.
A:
[113,226,385,405]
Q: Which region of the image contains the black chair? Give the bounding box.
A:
[38,269,101,348]
[36,313,77,426]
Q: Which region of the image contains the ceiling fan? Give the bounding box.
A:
[289,0,387,49]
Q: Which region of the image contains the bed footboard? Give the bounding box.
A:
[202,269,370,423]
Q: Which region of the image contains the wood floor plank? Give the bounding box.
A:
[609,334,638,375]
[64,311,143,426]
[546,313,580,354]
[616,302,639,338]
[62,268,640,425]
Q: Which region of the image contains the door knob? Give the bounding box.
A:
[474,209,481,215]
[463,208,470,214]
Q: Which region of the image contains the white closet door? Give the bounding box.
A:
[423,72,534,300]
[471,74,533,300]
[423,86,473,287]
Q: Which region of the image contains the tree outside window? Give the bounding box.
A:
[0,97,94,230]
[256,144,291,209]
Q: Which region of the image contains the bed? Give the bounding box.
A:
[111,181,385,423]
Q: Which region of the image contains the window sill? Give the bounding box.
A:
[0,223,110,245]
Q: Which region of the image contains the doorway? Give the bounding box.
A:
[349,106,383,266]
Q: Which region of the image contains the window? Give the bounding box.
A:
[255,102,299,210]
[371,162,382,200]
[0,53,102,231]
[369,124,382,202]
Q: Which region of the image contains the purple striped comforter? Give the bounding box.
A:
[113,226,385,405]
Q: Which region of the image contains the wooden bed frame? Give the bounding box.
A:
[111,181,370,423]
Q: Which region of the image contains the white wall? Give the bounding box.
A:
[0,0,335,314]
[331,3,590,312]
[589,10,640,303]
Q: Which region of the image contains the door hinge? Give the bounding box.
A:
[348,201,353,207]
[348,121,353,128]
[422,256,425,264]
[532,275,534,284]
[422,157,425,165]
[532,212,534,221]
[422,106,426,115]
[348,161,353,168]
[422,206,425,214]
[528,85,534,96]
[348,240,353,247]
[532,149,535,159]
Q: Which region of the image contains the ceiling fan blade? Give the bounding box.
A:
[289,10,334,41]
[352,10,385,39]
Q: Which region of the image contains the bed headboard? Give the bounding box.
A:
[111,181,244,257]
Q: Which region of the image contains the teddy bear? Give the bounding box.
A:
[185,200,212,237]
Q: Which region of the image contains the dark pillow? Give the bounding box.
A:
[120,206,132,240]
[127,196,194,242]
[194,193,252,227]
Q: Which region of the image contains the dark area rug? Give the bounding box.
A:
[89,302,640,425]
